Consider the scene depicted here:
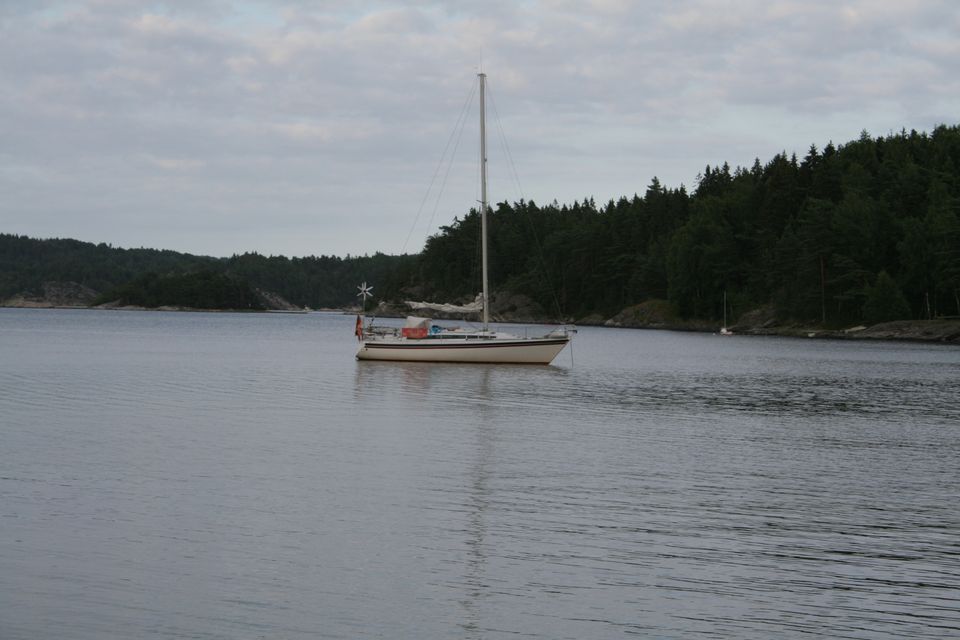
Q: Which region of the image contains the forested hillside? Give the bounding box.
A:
[0,235,412,309]
[416,125,960,325]
[0,237,215,300]
[96,271,268,310]
[3,125,959,324]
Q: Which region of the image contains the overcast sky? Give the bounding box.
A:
[2,1,958,258]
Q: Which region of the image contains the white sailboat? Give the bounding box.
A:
[356,73,572,364]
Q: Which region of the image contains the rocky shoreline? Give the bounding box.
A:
[734,319,960,344]
[574,301,960,344]
[2,281,100,308]
[1,280,303,312]
[4,282,959,345]
[367,296,960,345]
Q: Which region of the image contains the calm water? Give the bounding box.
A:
[2,308,959,639]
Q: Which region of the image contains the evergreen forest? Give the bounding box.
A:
[0,235,412,311]
[2,125,959,325]
[417,125,960,325]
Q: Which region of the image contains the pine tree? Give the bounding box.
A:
[862,271,912,324]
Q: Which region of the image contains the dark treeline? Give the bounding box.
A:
[224,251,415,309]
[416,125,960,325]
[0,236,214,298]
[0,234,414,309]
[3,125,959,322]
[99,270,266,310]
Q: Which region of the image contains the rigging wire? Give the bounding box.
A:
[428,84,475,243]
[486,80,568,325]
[400,80,477,255]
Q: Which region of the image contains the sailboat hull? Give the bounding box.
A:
[356,337,569,364]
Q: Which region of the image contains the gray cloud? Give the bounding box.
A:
[2,0,958,257]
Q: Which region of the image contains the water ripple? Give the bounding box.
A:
[1,310,959,639]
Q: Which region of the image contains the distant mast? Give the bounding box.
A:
[479,72,490,332]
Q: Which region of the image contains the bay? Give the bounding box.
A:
[1,308,959,639]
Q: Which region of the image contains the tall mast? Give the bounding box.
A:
[479,72,490,332]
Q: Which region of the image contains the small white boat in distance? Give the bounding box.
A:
[355,72,572,364]
[719,290,733,335]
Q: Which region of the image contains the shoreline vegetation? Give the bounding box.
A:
[3,125,960,345]
[3,283,959,344]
